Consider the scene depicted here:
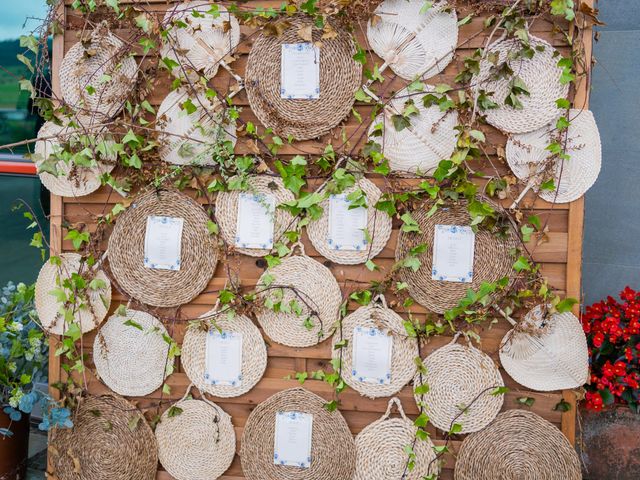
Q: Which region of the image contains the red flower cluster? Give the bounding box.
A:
[582,286,640,411]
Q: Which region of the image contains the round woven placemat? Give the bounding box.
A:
[93,309,170,397]
[240,387,356,480]
[333,298,418,398]
[181,308,268,397]
[506,108,601,203]
[500,305,589,391]
[49,394,157,480]
[215,174,296,257]
[60,23,138,119]
[413,338,504,434]
[368,0,458,80]
[454,409,582,480]
[108,189,219,308]
[255,251,342,347]
[395,200,517,314]
[307,178,392,264]
[35,253,111,335]
[245,17,362,140]
[354,398,438,480]
[156,393,236,480]
[473,35,569,134]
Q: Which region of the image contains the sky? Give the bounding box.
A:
[0,1,50,40]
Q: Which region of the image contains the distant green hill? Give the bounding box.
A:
[0,39,32,110]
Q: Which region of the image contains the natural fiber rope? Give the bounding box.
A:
[413,337,504,434]
[215,174,297,257]
[108,189,219,308]
[307,177,392,264]
[93,309,170,397]
[49,394,157,480]
[245,16,362,140]
[333,298,418,398]
[454,409,582,480]
[395,200,516,314]
[35,253,111,335]
[240,387,356,480]
[354,397,438,479]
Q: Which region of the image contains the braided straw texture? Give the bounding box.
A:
[181,310,267,397]
[240,387,356,480]
[34,121,115,197]
[454,409,582,480]
[93,309,169,397]
[500,305,589,391]
[156,398,236,480]
[108,189,219,307]
[354,398,438,480]
[256,254,342,347]
[395,201,516,314]
[473,35,569,134]
[156,88,237,166]
[368,86,458,174]
[60,23,138,119]
[506,108,602,203]
[413,341,504,434]
[307,178,392,264]
[368,0,458,80]
[333,302,418,398]
[49,394,157,480]
[215,175,296,257]
[161,2,240,80]
[35,253,111,335]
[245,17,362,140]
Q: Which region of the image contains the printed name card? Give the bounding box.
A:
[328,194,368,251]
[352,326,393,384]
[204,331,243,386]
[280,43,320,100]
[144,216,184,271]
[432,224,475,283]
[274,411,313,468]
[235,193,276,249]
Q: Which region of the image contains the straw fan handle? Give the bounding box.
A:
[381,397,409,422]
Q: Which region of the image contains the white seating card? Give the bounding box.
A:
[328,194,368,251]
[204,331,243,386]
[144,216,184,271]
[352,326,393,384]
[274,411,313,468]
[235,193,276,249]
[280,43,320,100]
[432,224,475,283]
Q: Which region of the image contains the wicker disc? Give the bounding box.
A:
[60,24,138,119]
[156,88,237,166]
[500,305,589,391]
[245,17,362,140]
[506,109,602,203]
[367,0,458,80]
[181,309,267,397]
[395,201,516,314]
[307,178,392,264]
[240,388,356,480]
[454,409,582,480]
[93,309,170,397]
[473,36,569,134]
[413,340,504,434]
[108,189,219,308]
[354,398,438,480]
[367,86,458,174]
[49,394,157,480]
[333,301,418,398]
[256,254,342,347]
[215,175,297,257]
[35,253,111,335]
[156,398,236,480]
